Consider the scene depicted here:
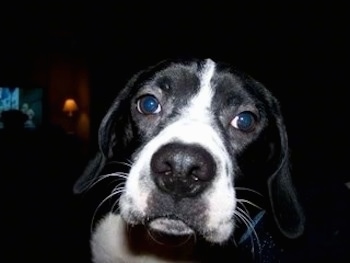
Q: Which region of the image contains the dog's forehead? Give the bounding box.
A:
[136,59,271,111]
[211,69,256,109]
[144,59,204,98]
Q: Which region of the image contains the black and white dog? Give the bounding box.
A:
[74,58,305,262]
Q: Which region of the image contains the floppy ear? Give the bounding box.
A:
[267,101,305,239]
[73,76,138,194]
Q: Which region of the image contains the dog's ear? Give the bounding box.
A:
[73,75,138,194]
[73,151,106,194]
[267,99,305,239]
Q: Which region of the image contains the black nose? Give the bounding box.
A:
[150,143,216,197]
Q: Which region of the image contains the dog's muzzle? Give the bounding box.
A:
[144,142,217,236]
[151,143,217,198]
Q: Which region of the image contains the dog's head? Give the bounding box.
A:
[74,58,304,245]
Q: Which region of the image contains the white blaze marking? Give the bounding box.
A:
[183,58,216,121]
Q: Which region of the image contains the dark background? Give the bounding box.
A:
[1,1,349,262]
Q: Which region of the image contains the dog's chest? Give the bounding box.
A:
[92,213,199,263]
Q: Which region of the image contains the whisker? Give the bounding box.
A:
[111,184,126,213]
[90,184,126,233]
[237,198,263,211]
[235,207,262,259]
[237,200,249,215]
[87,172,127,191]
[234,209,256,255]
[106,160,133,168]
[235,187,263,196]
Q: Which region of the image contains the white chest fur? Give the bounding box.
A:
[91,213,198,263]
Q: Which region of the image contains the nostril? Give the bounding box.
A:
[190,167,200,181]
[150,143,217,196]
[158,161,172,175]
[188,165,209,182]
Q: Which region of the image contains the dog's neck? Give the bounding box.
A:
[91,213,197,263]
[91,211,283,263]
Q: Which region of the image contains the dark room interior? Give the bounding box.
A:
[1,2,349,262]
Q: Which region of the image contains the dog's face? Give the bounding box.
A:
[75,58,304,250]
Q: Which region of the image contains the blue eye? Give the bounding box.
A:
[231,111,256,132]
[137,95,161,115]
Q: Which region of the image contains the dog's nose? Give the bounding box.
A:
[150,143,216,197]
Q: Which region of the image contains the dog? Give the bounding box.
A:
[74,58,305,262]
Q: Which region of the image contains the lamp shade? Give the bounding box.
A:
[62,98,78,116]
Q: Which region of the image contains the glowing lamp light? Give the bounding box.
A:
[62,98,78,117]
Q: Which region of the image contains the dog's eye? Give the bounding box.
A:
[137,95,161,115]
[231,111,257,132]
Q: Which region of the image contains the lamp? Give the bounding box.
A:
[62,98,78,117]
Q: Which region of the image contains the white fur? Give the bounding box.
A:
[119,59,236,242]
[92,213,197,263]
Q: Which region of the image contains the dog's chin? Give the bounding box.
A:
[146,218,195,246]
[148,218,194,236]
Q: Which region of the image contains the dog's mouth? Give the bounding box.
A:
[145,217,195,246]
[148,217,194,236]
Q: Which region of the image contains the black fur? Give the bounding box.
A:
[74,58,305,262]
